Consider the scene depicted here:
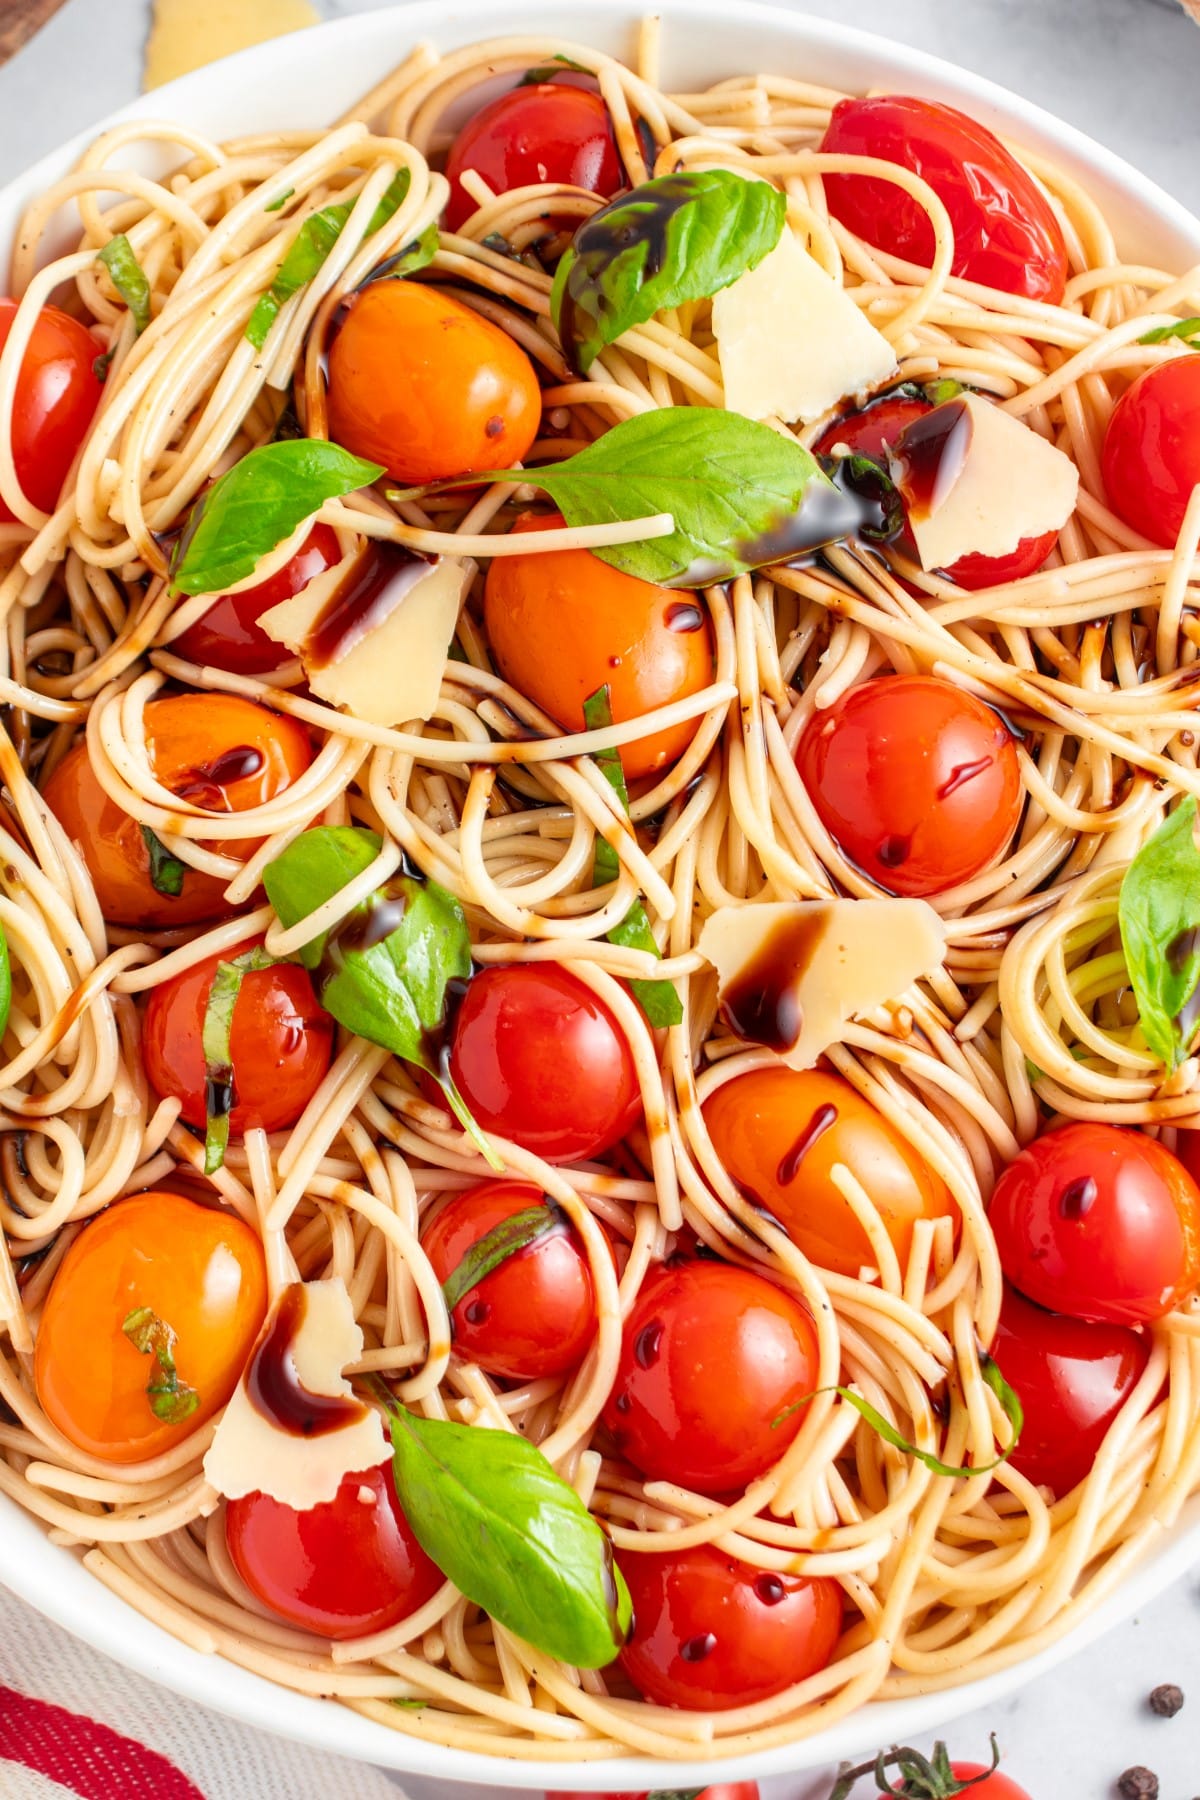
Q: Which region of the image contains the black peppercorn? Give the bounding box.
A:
[1117,1769,1159,1800]
[1148,1682,1184,1717]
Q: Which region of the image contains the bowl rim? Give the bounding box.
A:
[3,0,1200,1784]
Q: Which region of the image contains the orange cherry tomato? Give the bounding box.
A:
[702,1067,957,1279]
[326,282,542,485]
[34,1191,267,1464]
[483,512,714,780]
[0,298,103,520]
[43,693,314,928]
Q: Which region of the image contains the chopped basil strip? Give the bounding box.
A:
[92,349,114,382]
[140,824,185,898]
[97,234,151,335]
[773,1362,1022,1481]
[1139,316,1200,347]
[122,1305,200,1425]
[0,925,11,1040]
[1118,797,1200,1070]
[441,1205,560,1312]
[264,187,294,213]
[359,221,439,288]
[518,54,592,84]
[200,947,276,1174]
[925,376,966,406]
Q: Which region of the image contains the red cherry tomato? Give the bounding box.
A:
[794,674,1022,896]
[1101,357,1200,549]
[173,523,341,675]
[421,1180,597,1379]
[142,941,334,1138]
[0,298,103,519]
[618,1543,841,1711]
[819,95,1068,305]
[445,83,623,230]
[990,1284,1150,1496]
[447,964,642,1162]
[989,1122,1200,1325]
[225,1461,443,1640]
[602,1259,819,1495]
[894,1765,1031,1800]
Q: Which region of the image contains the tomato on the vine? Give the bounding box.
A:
[172,523,342,674]
[889,1750,1032,1800]
[0,298,103,519]
[444,82,623,230]
[1101,356,1200,548]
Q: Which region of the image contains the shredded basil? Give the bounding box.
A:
[140,824,186,898]
[1118,797,1200,1069]
[264,187,294,213]
[199,947,276,1174]
[1139,316,1200,348]
[441,1205,560,1312]
[122,1306,200,1425]
[96,234,151,335]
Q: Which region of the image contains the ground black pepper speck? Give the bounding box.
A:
[1117,1768,1159,1800]
[1148,1682,1184,1717]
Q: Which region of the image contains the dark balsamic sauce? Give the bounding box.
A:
[680,1632,717,1662]
[174,744,265,810]
[205,1065,235,1122]
[1058,1175,1098,1221]
[777,1103,838,1185]
[720,910,828,1053]
[246,1283,368,1437]
[307,542,432,670]
[556,177,700,372]
[887,397,972,523]
[936,756,995,801]
[753,1573,786,1605]
[877,834,911,870]
[664,601,705,633]
[633,1320,664,1368]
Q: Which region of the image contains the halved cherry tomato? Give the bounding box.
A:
[989,1283,1150,1497]
[327,282,542,485]
[0,298,103,520]
[172,523,342,675]
[702,1067,957,1279]
[445,82,623,231]
[819,95,1068,305]
[483,511,713,780]
[619,1543,841,1711]
[34,1191,267,1463]
[225,1460,443,1640]
[142,941,334,1138]
[602,1259,819,1494]
[43,693,314,928]
[989,1121,1200,1325]
[1101,356,1200,548]
[447,963,642,1162]
[421,1180,597,1379]
[794,673,1022,895]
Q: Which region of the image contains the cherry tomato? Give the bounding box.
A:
[1101,357,1200,548]
[618,1543,841,1711]
[34,1191,267,1463]
[602,1259,819,1494]
[702,1067,957,1279]
[0,298,103,520]
[327,282,542,485]
[989,1283,1150,1497]
[483,511,713,780]
[225,1460,442,1640]
[43,693,314,928]
[794,673,1022,896]
[819,95,1068,305]
[893,1764,1031,1800]
[989,1121,1200,1325]
[172,523,342,675]
[447,963,641,1162]
[814,396,1058,588]
[445,83,623,231]
[421,1180,597,1379]
[142,941,334,1138]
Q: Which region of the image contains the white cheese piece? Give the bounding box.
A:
[260,549,474,727]
[891,392,1078,570]
[144,0,320,89]
[204,1278,389,1511]
[712,229,898,424]
[698,899,946,1069]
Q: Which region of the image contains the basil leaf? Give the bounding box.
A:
[122,1306,200,1425]
[170,439,382,596]
[97,234,151,335]
[925,376,966,406]
[359,221,439,289]
[265,187,294,213]
[385,1402,631,1667]
[773,1366,1022,1481]
[441,1205,559,1311]
[518,54,592,84]
[1118,798,1200,1069]
[247,169,411,349]
[200,948,276,1174]
[92,350,114,382]
[140,824,185,898]
[1139,316,1200,347]
[0,926,11,1041]
[263,824,380,972]
[551,170,785,375]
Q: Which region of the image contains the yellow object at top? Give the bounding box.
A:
[144,0,321,89]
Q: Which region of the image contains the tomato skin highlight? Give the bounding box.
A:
[225,1461,443,1640]
[444,83,623,230]
[34,1192,268,1464]
[142,942,334,1138]
[989,1121,1200,1325]
[172,523,342,674]
[447,963,642,1162]
[990,1284,1150,1496]
[702,1066,957,1279]
[0,298,103,519]
[421,1180,597,1379]
[894,1766,1031,1800]
[1101,357,1200,548]
[819,95,1069,305]
[326,282,542,485]
[602,1259,819,1495]
[794,673,1022,896]
[619,1544,842,1711]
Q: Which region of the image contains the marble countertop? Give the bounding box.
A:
[1,1,1200,1795]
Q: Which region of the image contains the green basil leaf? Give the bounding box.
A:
[140,824,185,898]
[170,439,382,596]
[0,926,11,1041]
[122,1305,200,1425]
[1118,798,1200,1069]
[1139,316,1200,347]
[264,187,294,213]
[518,54,592,84]
[92,349,114,382]
[441,1205,559,1311]
[550,170,785,374]
[773,1368,1022,1480]
[262,824,381,972]
[385,1402,631,1667]
[925,376,966,406]
[97,234,151,335]
[247,169,412,349]
[359,221,439,289]
[200,948,277,1174]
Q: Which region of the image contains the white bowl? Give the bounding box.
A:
[3,1,1199,1785]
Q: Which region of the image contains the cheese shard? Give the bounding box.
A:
[145,0,320,89]
[260,546,475,727]
[889,392,1078,571]
[712,229,898,424]
[698,899,946,1069]
[204,1278,389,1511]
